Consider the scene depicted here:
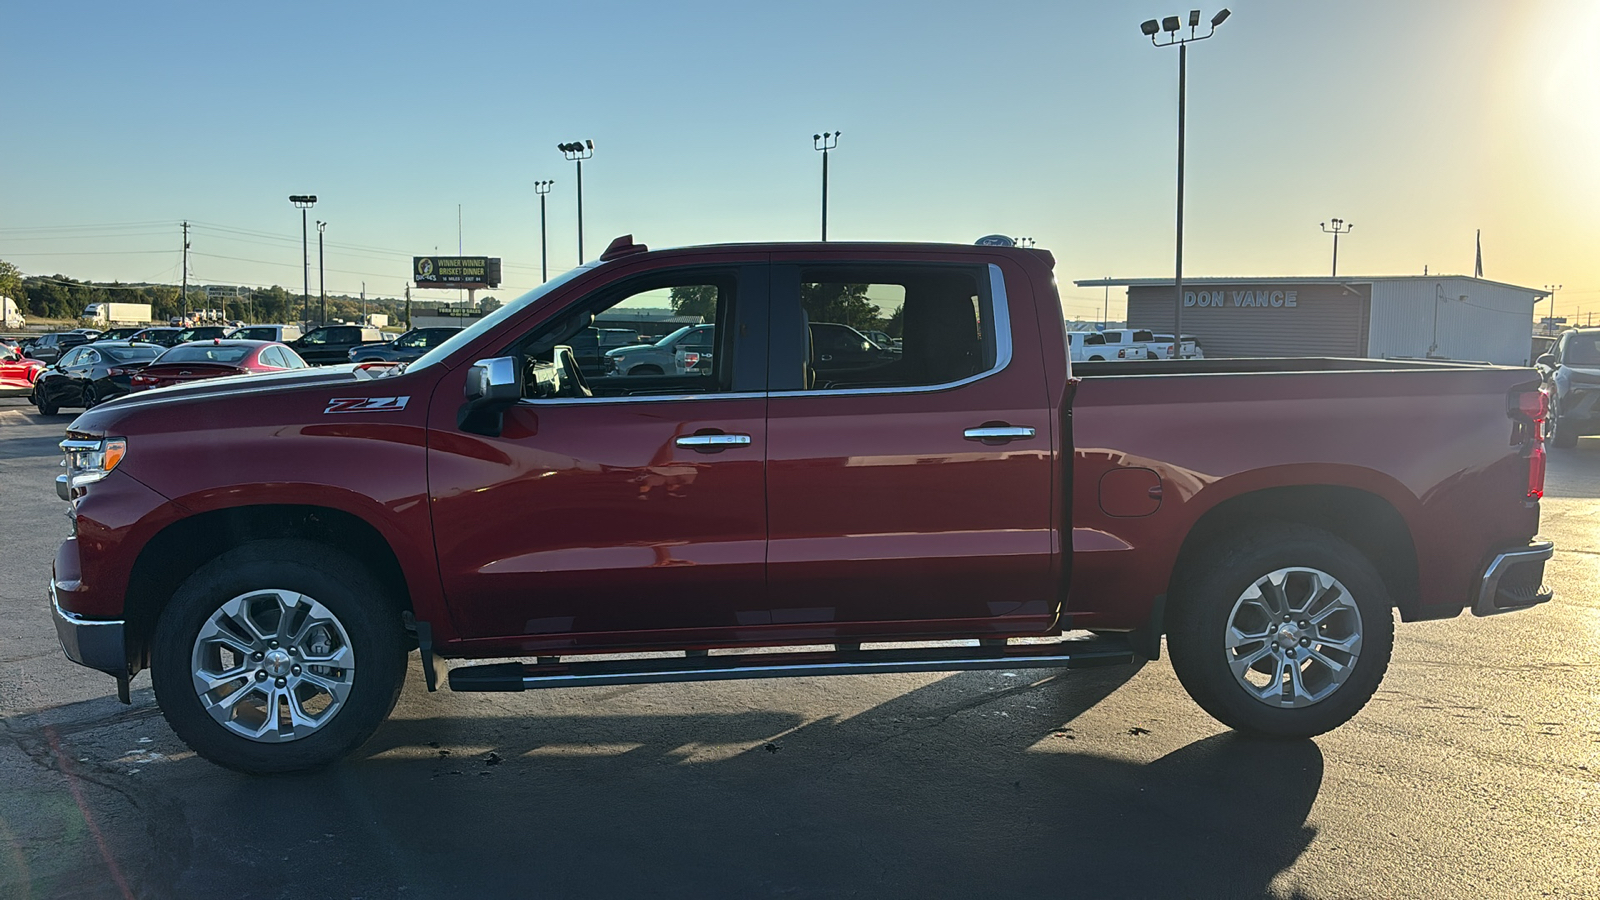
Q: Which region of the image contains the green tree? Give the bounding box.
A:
[670,284,718,321]
[0,259,22,305]
[883,303,904,338]
[801,282,878,331]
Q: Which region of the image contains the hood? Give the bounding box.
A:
[69,364,366,433]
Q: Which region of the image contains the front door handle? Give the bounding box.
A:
[675,433,753,452]
[964,425,1037,444]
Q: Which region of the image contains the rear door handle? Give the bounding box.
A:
[964,425,1037,444]
[675,433,753,452]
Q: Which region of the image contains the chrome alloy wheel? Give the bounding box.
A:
[1223,567,1363,708]
[190,590,356,742]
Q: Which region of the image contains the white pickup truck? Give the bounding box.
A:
[1068,331,1112,361]
[1099,329,1162,360]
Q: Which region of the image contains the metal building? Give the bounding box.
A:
[1074,276,1547,365]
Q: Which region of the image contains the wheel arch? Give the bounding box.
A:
[123,504,414,667]
[1169,484,1422,621]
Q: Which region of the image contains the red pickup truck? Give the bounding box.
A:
[49,237,1554,774]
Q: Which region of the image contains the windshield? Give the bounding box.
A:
[654,326,692,347]
[103,345,161,362]
[406,264,596,372]
[157,345,251,364]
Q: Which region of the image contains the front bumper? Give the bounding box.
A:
[51,578,129,677]
[1473,541,1555,616]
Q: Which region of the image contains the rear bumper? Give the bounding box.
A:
[1473,541,1555,616]
[51,579,129,676]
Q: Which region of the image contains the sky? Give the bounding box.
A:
[2,0,1598,323]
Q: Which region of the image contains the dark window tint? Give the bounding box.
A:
[232,327,275,341]
[1563,335,1600,366]
[104,346,161,362]
[775,267,992,392]
[1132,330,1154,342]
[159,345,251,364]
[331,327,360,343]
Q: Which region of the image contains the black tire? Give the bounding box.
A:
[150,539,407,775]
[1550,407,1579,448]
[37,392,59,416]
[1166,524,1394,739]
[81,384,97,409]
[627,364,663,376]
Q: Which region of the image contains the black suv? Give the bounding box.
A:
[22,331,90,364]
[290,325,387,365]
[346,327,462,364]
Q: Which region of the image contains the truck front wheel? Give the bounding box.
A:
[1166,525,1394,738]
[150,539,407,775]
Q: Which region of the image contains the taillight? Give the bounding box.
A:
[1527,444,1546,499]
[1509,388,1549,499]
[1516,390,1548,424]
[107,366,133,376]
[130,374,154,385]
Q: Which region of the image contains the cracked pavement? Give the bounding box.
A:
[0,396,1596,899]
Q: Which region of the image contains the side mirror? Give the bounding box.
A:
[459,356,524,436]
[1537,354,1558,369]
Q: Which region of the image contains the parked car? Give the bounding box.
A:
[0,344,45,391]
[228,324,304,343]
[128,327,186,348]
[49,237,1552,775]
[30,341,164,414]
[1538,327,1600,447]
[171,326,230,344]
[347,327,464,364]
[1069,331,1112,361]
[604,324,714,376]
[563,327,643,377]
[21,331,91,364]
[130,340,307,392]
[289,324,386,365]
[1153,333,1204,359]
[1098,328,1162,360]
[91,327,149,343]
[863,329,900,351]
[807,322,897,381]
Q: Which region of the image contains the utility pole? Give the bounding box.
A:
[405,284,412,328]
[1321,218,1354,277]
[361,282,366,325]
[534,179,554,282]
[1103,278,1110,329]
[1545,284,1563,332]
[813,131,841,240]
[316,221,327,325]
[180,221,190,322]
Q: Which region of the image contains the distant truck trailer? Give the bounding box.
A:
[83,302,153,326]
[1,296,23,329]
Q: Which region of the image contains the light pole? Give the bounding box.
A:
[813,131,840,241]
[1545,284,1563,333]
[316,220,327,326]
[1321,218,1353,277]
[1141,9,1230,358]
[289,195,316,326]
[534,179,554,282]
[558,140,594,263]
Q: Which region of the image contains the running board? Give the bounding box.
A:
[446,636,1135,692]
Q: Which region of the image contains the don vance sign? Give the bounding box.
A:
[1185,290,1298,308]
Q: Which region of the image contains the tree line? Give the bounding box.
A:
[0,259,408,326]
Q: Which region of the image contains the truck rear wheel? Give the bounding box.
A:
[1166,525,1393,738]
[150,539,407,775]
[1549,407,1580,448]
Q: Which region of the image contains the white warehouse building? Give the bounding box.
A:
[1075,275,1547,366]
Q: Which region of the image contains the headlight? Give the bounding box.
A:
[57,437,127,500]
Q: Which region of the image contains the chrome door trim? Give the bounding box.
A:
[674,434,753,448]
[963,426,1036,441]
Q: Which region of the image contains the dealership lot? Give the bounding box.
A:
[1,396,1596,899]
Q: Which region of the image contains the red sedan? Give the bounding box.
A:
[129,339,307,392]
[0,345,45,391]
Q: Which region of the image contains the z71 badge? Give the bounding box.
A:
[324,396,410,414]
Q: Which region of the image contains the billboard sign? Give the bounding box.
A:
[414,256,501,288]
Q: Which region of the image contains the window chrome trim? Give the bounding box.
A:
[515,263,1012,407]
[779,261,1011,398]
[518,390,768,407]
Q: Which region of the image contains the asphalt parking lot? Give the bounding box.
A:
[1,395,1596,900]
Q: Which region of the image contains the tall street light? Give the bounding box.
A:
[558,140,594,263]
[289,195,317,325]
[534,179,555,282]
[1141,9,1230,358]
[1321,218,1353,277]
[813,131,840,241]
[316,220,327,325]
[1545,283,1563,333]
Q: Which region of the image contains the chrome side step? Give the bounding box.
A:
[446,636,1135,692]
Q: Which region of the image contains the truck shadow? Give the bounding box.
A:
[9,662,1324,899]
